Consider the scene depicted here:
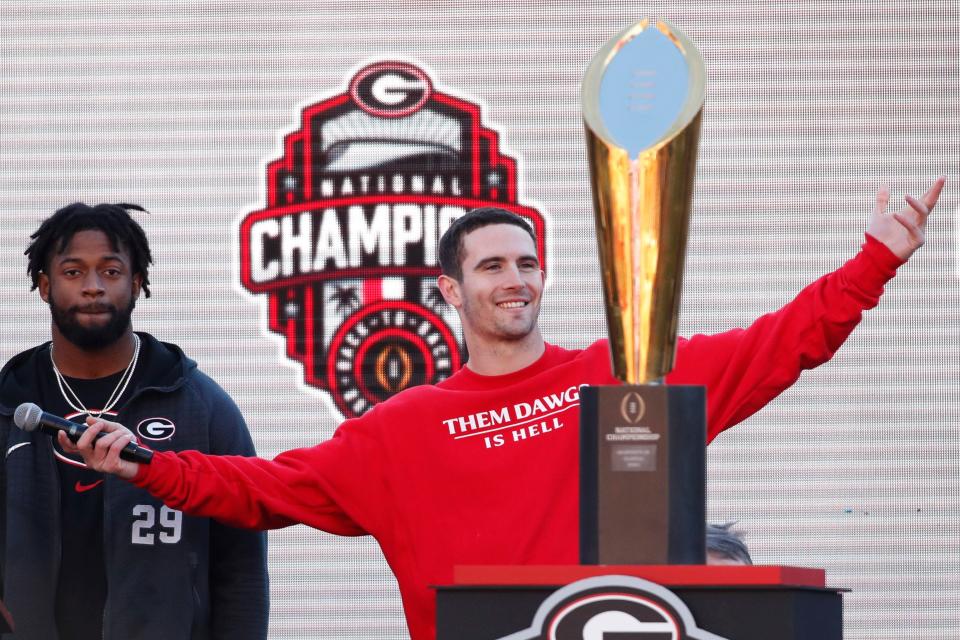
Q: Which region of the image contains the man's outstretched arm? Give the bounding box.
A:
[59,417,382,536]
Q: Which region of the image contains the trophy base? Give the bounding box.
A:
[580,384,706,565]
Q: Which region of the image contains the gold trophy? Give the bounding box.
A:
[579,19,707,564]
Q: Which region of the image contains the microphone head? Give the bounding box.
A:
[14,403,42,432]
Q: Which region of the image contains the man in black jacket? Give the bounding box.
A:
[0,203,269,639]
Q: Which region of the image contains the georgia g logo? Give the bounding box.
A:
[350,62,432,118]
[238,60,547,418]
[498,576,728,640]
[136,417,176,441]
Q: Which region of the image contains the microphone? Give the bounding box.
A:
[14,402,153,464]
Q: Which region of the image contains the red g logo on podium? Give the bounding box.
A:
[498,576,727,640]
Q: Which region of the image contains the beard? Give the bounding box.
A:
[48,291,136,350]
[462,298,540,343]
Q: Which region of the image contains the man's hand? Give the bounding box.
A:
[59,417,141,480]
[867,176,946,260]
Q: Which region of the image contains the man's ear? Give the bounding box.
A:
[437,274,462,308]
[131,273,142,300]
[38,273,50,303]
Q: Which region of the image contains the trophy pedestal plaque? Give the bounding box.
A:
[579,385,705,565]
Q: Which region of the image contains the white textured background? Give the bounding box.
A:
[1,2,957,638]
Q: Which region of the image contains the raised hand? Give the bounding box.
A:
[867,176,946,260]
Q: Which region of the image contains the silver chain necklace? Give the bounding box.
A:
[50,333,141,418]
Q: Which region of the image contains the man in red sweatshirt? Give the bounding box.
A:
[65,177,944,640]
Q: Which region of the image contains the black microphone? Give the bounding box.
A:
[14,402,153,464]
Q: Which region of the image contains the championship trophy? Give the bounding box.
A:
[580,19,707,565]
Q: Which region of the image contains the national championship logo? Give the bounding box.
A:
[238,60,547,418]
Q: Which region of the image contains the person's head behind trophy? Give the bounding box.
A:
[706,522,753,566]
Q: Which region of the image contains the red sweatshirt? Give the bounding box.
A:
[134,236,901,639]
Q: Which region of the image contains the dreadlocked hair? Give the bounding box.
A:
[25,202,154,298]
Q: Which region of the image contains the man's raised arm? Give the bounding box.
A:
[669,176,947,438]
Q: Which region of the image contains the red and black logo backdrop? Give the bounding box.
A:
[239,61,547,417]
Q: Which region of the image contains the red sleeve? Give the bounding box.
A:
[132,412,388,537]
[667,235,903,442]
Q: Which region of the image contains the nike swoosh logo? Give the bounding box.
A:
[5,442,30,458]
[75,480,104,493]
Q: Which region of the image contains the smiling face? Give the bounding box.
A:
[438,223,544,347]
[39,229,141,350]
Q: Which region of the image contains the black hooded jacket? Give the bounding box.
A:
[0,332,268,639]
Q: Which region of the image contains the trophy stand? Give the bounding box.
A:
[580,384,705,565]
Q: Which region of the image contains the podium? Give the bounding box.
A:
[436,565,843,639]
